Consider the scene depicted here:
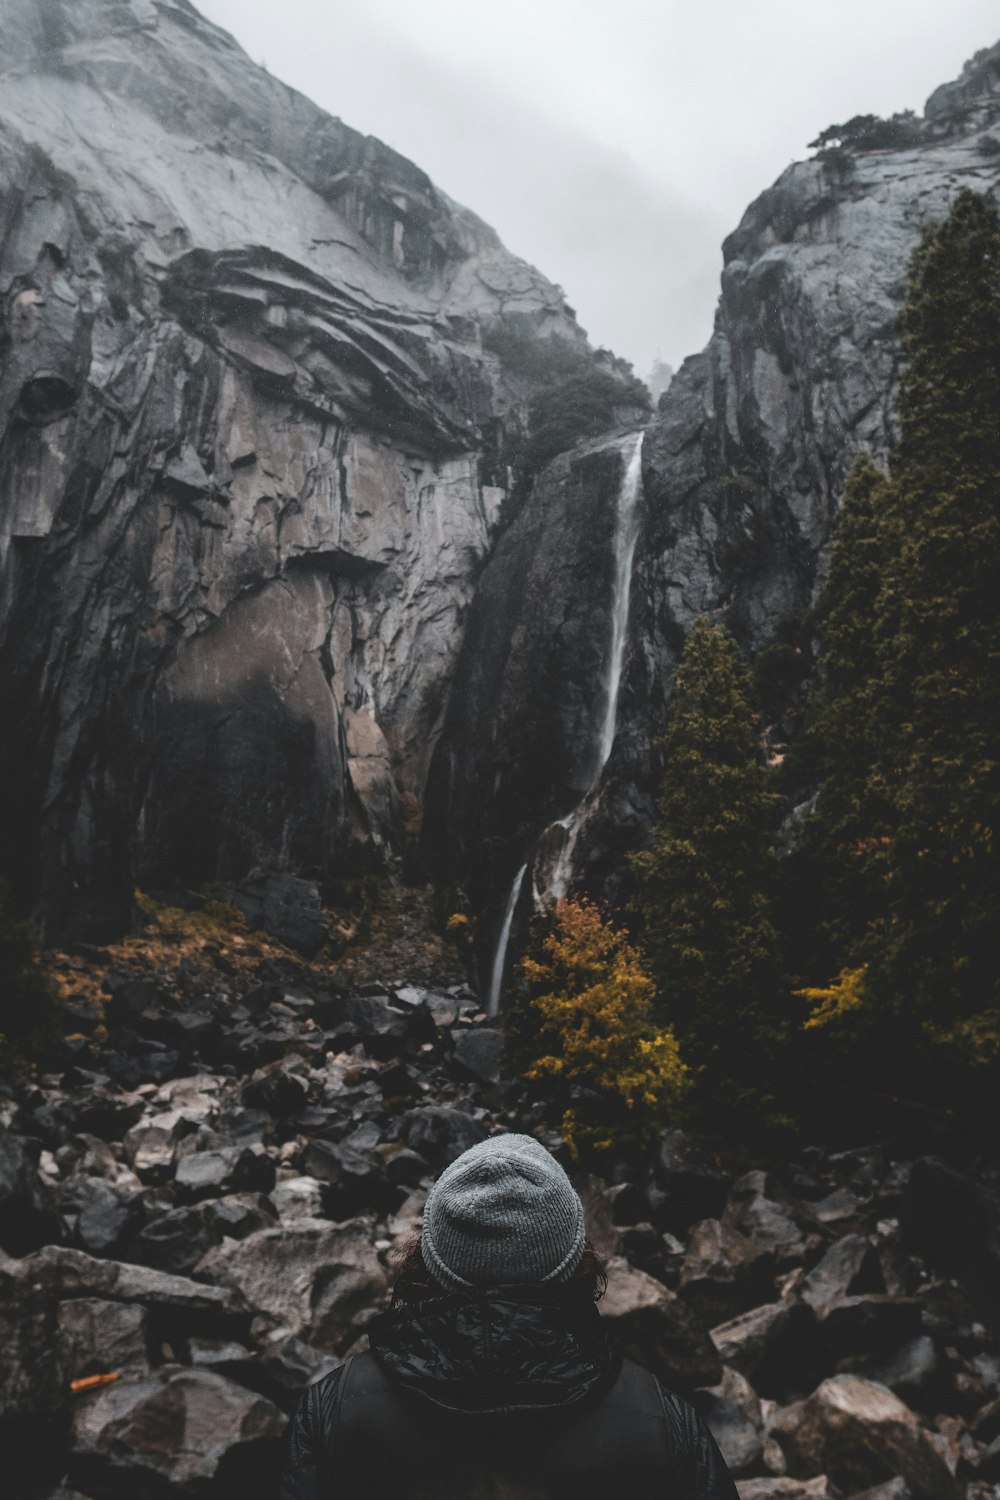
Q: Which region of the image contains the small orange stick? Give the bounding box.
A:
[70,1372,121,1394]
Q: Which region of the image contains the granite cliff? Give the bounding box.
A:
[0,0,604,940]
[2,1,999,980]
[427,41,1000,982]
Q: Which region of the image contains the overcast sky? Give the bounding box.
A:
[198,0,998,377]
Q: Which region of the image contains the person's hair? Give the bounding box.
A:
[388,1232,608,1310]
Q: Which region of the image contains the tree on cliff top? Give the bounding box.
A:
[631,616,783,1118]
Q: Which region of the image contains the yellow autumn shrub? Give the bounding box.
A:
[519,898,689,1155]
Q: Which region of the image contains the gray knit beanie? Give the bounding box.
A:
[420,1133,586,1290]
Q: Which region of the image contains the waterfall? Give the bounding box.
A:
[483,428,645,1014]
[539,429,644,903]
[486,862,527,1018]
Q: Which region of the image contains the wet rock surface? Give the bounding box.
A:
[3,924,1000,1499]
[0,0,590,941]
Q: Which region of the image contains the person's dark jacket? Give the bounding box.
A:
[279,1284,738,1499]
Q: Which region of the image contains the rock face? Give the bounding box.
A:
[425,40,1000,932]
[4,2,999,955]
[0,0,589,939]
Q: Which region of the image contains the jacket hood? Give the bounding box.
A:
[368,1286,620,1418]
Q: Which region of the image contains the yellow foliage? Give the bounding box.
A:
[923,1009,1000,1066]
[520,899,689,1156]
[445,912,470,934]
[797,965,869,1030]
[45,890,322,1010]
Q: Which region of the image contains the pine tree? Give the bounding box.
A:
[871,189,1000,1043]
[631,616,782,1109]
[794,454,895,971]
[516,898,689,1157]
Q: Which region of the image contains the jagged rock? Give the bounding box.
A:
[972,1394,1000,1443]
[253,1331,342,1395]
[819,1296,923,1359]
[123,1118,188,1182]
[846,1484,912,1500]
[679,1216,775,1320]
[194,1219,388,1355]
[451,1027,504,1085]
[801,1235,886,1316]
[600,1255,722,1389]
[695,1389,763,1475]
[710,1301,821,1396]
[69,1365,284,1494]
[173,1144,276,1202]
[810,1189,862,1226]
[74,1182,144,1258]
[129,1192,275,1277]
[269,1175,326,1221]
[55,1298,149,1382]
[770,1375,963,1500]
[723,1172,812,1268]
[737,1481,835,1499]
[384,1147,432,1190]
[0,1125,60,1253]
[852,1336,940,1407]
[398,1105,488,1168]
[305,1139,395,1218]
[2,1245,251,1335]
[221,876,329,958]
[128,1206,216,1277]
[242,1058,311,1117]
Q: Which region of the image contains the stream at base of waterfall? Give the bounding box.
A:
[486,431,645,1017]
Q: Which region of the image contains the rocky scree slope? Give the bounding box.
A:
[0,0,624,942]
[427,41,1000,942]
[2,919,1000,1498]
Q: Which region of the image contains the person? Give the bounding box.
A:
[279,1132,738,1499]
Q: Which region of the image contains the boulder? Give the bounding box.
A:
[451,1027,504,1084]
[269,1175,325,1221]
[819,1296,923,1359]
[0,1125,60,1254]
[724,1172,811,1268]
[695,1389,763,1474]
[70,1366,284,1494]
[737,1481,835,1500]
[194,1218,388,1354]
[800,1235,886,1316]
[122,1118,186,1182]
[56,1298,149,1382]
[853,1336,940,1408]
[679,1216,775,1320]
[2,1245,250,1337]
[653,1131,730,1233]
[130,1205,217,1276]
[173,1144,276,1201]
[74,1182,144,1258]
[710,1301,821,1397]
[242,1058,310,1116]
[221,875,329,957]
[600,1255,721,1389]
[770,1375,963,1500]
[398,1106,488,1168]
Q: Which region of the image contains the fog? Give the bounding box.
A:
[198,0,999,376]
